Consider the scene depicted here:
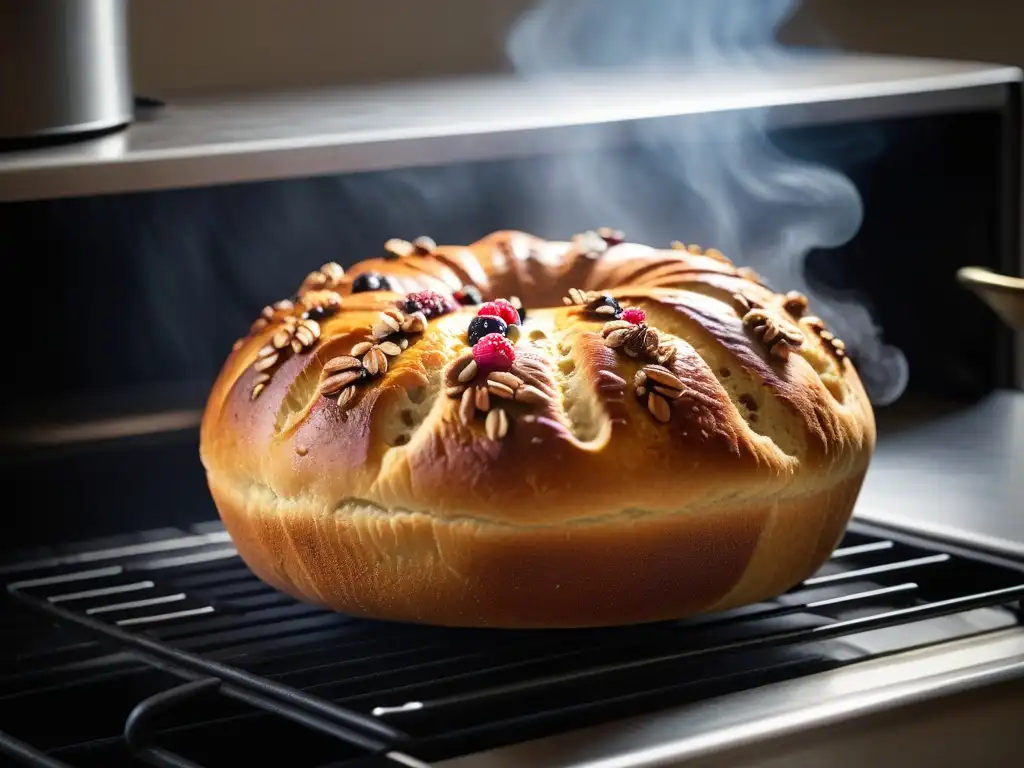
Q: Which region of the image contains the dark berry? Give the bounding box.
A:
[352,272,389,293]
[586,294,622,319]
[478,299,520,326]
[305,304,340,321]
[454,285,483,306]
[468,315,508,345]
[399,290,455,318]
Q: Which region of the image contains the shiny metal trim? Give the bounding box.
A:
[0,531,232,575]
[437,629,1024,767]
[0,408,202,448]
[0,54,1019,202]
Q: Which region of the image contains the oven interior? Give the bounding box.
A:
[0,98,1022,767]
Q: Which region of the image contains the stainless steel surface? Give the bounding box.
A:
[856,390,1024,558]
[0,54,1019,202]
[438,629,1024,768]
[0,0,132,141]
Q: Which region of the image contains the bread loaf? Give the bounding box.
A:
[200,230,875,628]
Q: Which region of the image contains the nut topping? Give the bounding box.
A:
[315,307,422,409]
[362,346,388,376]
[670,241,703,255]
[732,293,756,315]
[625,325,660,359]
[412,236,437,254]
[474,385,491,412]
[743,309,804,360]
[250,372,271,400]
[633,364,684,423]
[301,289,343,321]
[351,341,374,357]
[783,291,809,318]
[319,369,362,396]
[249,304,279,334]
[320,262,345,284]
[572,230,609,257]
[299,262,345,294]
[647,392,672,423]
[458,387,476,425]
[384,238,415,259]
[602,319,675,365]
[372,312,402,340]
[653,343,677,366]
[446,357,546,439]
[458,359,479,383]
[487,371,521,390]
[643,365,684,390]
[323,356,361,375]
[336,385,358,409]
[563,287,596,306]
[292,318,321,351]
[246,299,329,389]
[253,345,280,372]
[737,266,764,284]
[377,340,403,357]
[514,384,547,405]
[597,227,625,246]
[485,408,510,440]
[487,380,516,400]
[803,316,847,361]
[400,311,428,334]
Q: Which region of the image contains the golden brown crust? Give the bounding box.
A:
[200,229,876,628]
[208,469,866,628]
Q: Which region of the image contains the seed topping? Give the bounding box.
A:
[743,309,804,360]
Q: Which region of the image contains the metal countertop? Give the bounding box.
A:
[856,390,1024,559]
[0,54,1020,203]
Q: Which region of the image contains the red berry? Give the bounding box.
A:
[472,333,516,372]
[400,290,455,318]
[478,299,520,326]
[622,308,646,325]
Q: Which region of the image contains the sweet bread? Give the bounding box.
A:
[199,229,875,628]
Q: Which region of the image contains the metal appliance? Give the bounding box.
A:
[0,0,133,144]
[0,53,1022,767]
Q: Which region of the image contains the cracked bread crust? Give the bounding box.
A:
[200,230,876,628]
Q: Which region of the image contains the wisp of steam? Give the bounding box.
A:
[506,0,909,406]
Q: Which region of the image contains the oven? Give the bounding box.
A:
[0,51,1022,767]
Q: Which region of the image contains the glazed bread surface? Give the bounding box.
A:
[200,230,876,628]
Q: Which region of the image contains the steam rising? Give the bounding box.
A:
[507,0,908,405]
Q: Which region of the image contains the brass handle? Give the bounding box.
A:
[957,266,1024,330]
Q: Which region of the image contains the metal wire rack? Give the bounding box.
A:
[1,519,1022,767]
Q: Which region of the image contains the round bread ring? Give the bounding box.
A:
[200,230,876,628]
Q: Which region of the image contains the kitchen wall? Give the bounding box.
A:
[131,0,1024,95]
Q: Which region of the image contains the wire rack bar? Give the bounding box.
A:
[7,584,408,754]
[368,584,1024,717]
[0,730,76,768]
